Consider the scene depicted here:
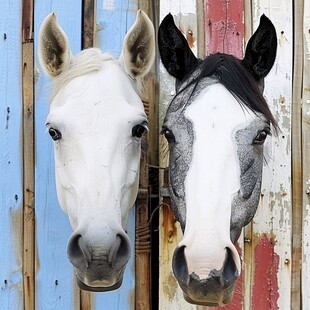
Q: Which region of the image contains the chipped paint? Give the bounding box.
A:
[252,234,280,310]
[161,204,178,244]
[162,271,179,302]
[204,0,244,58]
[160,0,196,18]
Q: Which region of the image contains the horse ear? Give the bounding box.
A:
[158,13,198,81]
[38,13,72,78]
[119,10,155,79]
[242,14,277,81]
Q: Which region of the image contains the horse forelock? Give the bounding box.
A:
[168,53,277,131]
[50,48,143,100]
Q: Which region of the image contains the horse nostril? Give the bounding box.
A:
[108,234,131,268]
[223,248,239,285]
[67,234,91,270]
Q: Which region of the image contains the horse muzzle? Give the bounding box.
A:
[172,246,239,306]
[67,231,131,292]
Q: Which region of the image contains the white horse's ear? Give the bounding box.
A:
[119,10,155,78]
[38,13,72,78]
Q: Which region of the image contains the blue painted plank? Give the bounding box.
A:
[94,1,138,309]
[0,0,23,309]
[34,1,82,309]
[95,0,138,58]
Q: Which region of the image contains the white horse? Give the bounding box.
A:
[158,14,277,306]
[38,10,155,291]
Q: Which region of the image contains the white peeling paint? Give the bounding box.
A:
[160,0,196,20]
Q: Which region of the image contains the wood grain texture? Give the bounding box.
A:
[204,0,244,58]
[22,41,35,310]
[0,0,24,308]
[34,1,82,308]
[83,0,95,49]
[205,2,244,309]
[302,0,310,308]
[250,2,293,309]
[159,1,198,309]
[80,1,95,306]
[93,1,138,308]
[22,3,35,310]
[291,1,304,309]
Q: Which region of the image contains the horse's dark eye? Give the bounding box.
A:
[132,122,148,138]
[161,127,175,143]
[49,128,62,141]
[253,128,270,144]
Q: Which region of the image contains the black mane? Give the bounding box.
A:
[177,53,278,129]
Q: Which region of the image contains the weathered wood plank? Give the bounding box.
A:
[302,0,310,308]
[204,0,244,58]
[204,1,244,309]
[159,1,198,309]
[135,3,158,307]
[243,4,253,309]
[0,0,24,308]
[83,0,95,49]
[250,2,293,309]
[93,1,138,308]
[22,41,35,310]
[80,1,95,307]
[22,2,35,309]
[291,1,304,309]
[34,1,82,308]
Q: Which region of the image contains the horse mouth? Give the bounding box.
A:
[73,262,126,292]
[76,276,123,292]
[172,246,238,306]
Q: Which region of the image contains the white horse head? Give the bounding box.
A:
[158,14,277,306]
[38,10,155,291]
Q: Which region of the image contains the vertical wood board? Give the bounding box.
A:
[204,0,244,58]
[93,1,138,308]
[34,1,82,308]
[302,0,310,308]
[22,2,35,310]
[159,1,198,309]
[250,2,293,309]
[204,1,244,309]
[291,0,304,309]
[22,41,35,310]
[0,0,24,309]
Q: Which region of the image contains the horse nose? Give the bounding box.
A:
[67,230,131,271]
[67,233,91,270]
[172,246,239,306]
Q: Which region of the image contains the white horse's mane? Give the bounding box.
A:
[51,48,142,99]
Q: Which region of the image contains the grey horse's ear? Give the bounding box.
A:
[242,14,277,81]
[158,13,198,81]
[119,10,155,79]
[38,13,72,77]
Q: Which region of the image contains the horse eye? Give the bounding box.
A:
[161,127,175,143]
[253,128,270,145]
[132,122,148,138]
[49,128,62,141]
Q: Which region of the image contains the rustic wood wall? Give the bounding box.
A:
[0,0,309,309]
[158,0,309,309]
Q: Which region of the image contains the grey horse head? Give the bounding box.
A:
[158,13,277,306]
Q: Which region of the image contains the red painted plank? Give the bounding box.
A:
[204,1,244,309]
[204,0,244,58]
[252,234,280,310]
